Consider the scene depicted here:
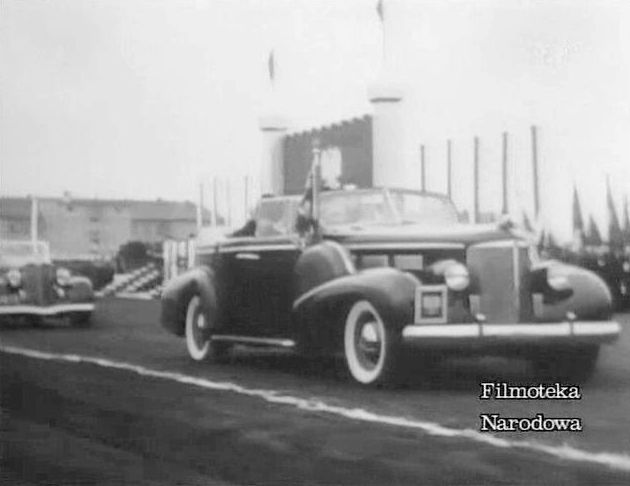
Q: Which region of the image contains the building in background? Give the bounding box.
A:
[0,195,204,258]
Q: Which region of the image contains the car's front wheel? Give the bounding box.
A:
[185,295,230,362]
[343,300,400,386]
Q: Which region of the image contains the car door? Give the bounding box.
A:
[222,198,301,338]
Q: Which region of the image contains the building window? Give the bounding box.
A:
[89,230,100,245]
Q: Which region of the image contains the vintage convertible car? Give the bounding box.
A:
[0,240,94,326]
[161,187,620,385]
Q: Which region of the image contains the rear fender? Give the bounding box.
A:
[292,267,418,353]
[160,266,219,336]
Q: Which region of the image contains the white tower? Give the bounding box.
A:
[259,50,288,196]
[369,0,408,188]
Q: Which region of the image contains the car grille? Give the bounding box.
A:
[466,241,533,323]
[20,264,57,306]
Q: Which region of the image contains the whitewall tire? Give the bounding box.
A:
[344,300,398,385]
[185,295,213,361]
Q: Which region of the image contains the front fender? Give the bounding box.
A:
[160,266,219,336]
[67,276,94,302]
[535,262,613,321]
[292,267,418,353]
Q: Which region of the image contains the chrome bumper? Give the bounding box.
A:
[0,303,95,316]
[402,321,621,345]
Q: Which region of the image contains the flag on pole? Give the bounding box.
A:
[623,196,630,246]
[522,210,535,234]
[296,138,322,235]
[376,0,384,23]
[268,49,275,85]
[607,176,623,250]
[585,215,603,247]
[572,184,585,250]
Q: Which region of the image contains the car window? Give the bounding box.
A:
[389,191,459,225]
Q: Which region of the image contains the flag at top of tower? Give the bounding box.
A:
[268,49,275,85]
[376,0,384,22]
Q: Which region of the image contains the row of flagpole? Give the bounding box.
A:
[417,125,541,226]
[196,175,258,232]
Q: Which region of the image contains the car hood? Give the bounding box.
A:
[324,222,528,247]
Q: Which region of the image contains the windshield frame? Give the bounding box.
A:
[318,188,459,229]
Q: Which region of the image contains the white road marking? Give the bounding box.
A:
[2,344,630,473]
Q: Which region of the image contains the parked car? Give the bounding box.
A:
[161,187,620,385]
[0,240,94,326]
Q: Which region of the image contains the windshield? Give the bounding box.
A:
[389,190,459,224]
[319,189,459,228]
[0,241,51,267]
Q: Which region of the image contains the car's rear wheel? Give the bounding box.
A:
[531,344,600,383]
[185,295,230,362]
[343,300,400,386]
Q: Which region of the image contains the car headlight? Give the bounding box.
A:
[444,262,470,291]
[547,265,571,291]
[7,269,21,288]
[56,267,71,286]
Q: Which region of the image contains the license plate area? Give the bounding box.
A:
[414,285,448,324]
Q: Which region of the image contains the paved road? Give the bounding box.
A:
[1,298,630,485]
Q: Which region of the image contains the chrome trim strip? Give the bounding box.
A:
[403,324,480,338]
[573,321,621,335]
[402,321,620,339]
[219,244,297,253]
[211,335,296,348]
[292,279,341,310]
[484,323,571,337]
[471,240,530,248]
[196,246,218,256]
[344,242,466,251]
[235,252,260,260]
[0,303,95,315]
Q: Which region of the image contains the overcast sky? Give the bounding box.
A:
[1,0,629,240]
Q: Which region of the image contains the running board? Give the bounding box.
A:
[211,335,296,348]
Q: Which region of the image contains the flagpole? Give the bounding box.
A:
[446,139,452,200]
[312,137,321,224]
[502,132,508,215]
[474,136,480,224]
[420,144,426,192]
[531,125,540,220]
[196,182,203,232]
[30,196,38,245]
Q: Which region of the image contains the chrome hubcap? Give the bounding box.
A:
[192,309,209,347]
[355,315,382,370]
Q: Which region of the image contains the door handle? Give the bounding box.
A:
[235,252,260,260]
